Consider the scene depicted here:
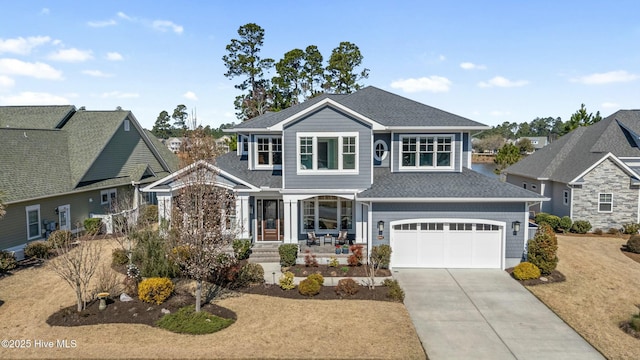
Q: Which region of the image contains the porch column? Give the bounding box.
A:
[157,193,172,224]
[236,194,250,239]
[282,195,298,244]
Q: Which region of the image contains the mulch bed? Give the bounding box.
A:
[622,248,640,265]
[620,320,640,340]
[283,264,391,278]
[46,291,237,328]
[240,282,396,301]
[505,267,566,286]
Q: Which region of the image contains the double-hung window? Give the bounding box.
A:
[101,189,117,205]
[25,204,41,240]
[297,132,358,173]
[598,193,613,212]
[401,135,453,169]
[256,137,282,168]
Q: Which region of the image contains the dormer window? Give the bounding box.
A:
[297,132,358,173]
[255,136,282,168]
[400,135,453,170]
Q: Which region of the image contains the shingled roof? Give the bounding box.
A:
[0,105,76,129]
[232,86,487,130]
[505,110,640,183]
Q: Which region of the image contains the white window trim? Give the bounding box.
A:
[101,189,117,205]
[300,197,354,232]
[398,134,455,171]
[25,204,42,241]
[254,136,282,170]
[563,190,570,206]
[237,135,248,156]
[598,193,613,213]
[373,139,388,162]
[296,132,359,175]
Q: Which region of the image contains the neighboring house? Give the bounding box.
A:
[215,135,231,153]
[143,87,545,269]
[505,110,640,230]
[165,137,183,153]
[0,105,179,259]
[520,136,549,152]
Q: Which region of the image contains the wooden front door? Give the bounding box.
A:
[257,199,284,241]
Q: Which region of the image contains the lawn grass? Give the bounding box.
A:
[157,305,234,334]
[526,234,640,360]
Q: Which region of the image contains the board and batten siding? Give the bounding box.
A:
[81,120,164,183]
[371,202,527,261]
[391,132,463,173]
[283,107,372,190]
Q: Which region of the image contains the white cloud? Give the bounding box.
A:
[152,20,184,34]
[601,102,620,109]
[82,70,113,78]
[87,19,117,27]
[478,76,528,88]
[100,91,139,99]
[40,8,50,15]
[390,76,452,93]
[106,52,123,61]
[0,36,51,55]
[0,91,69,105]
[48,48,94,62]
[438,54,446,61]
[460,62,486,70]
[183,91,198,100]
[0,58,63,79]
[0,75,15,88]
[571,70,639,85]
[117,12,133,21]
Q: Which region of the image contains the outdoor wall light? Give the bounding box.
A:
[512,221,521,235]
[378,220,385,236]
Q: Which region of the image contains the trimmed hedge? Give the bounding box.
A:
[278,244,298,267]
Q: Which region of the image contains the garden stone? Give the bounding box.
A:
[161,308,170,314]
[120,293,133,302]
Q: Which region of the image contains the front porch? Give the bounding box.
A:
[248,241,368,266]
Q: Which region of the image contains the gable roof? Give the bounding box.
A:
[230,86,488,131]
[359,167,546,201]
[0,105,76,129]
[0,106,178,204]
[505,110,640,183]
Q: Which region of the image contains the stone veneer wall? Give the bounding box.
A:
[572,158,638,230]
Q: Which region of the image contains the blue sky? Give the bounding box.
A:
[1,1,639,130]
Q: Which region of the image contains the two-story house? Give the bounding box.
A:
[143,87,545,269]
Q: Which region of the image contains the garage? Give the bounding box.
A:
[390,220,504,269]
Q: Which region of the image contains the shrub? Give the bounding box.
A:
[112,248,129,266]
[370,244,392,269]
[570,220,592,234]
[626,235,640,254]
[232,239,252,260]
[298,277,321,296]
[623,223,640,235]
[24,241,51,259]
[278,244,298,267]
[47,230,72,249]
[335,278,360,296]
[83,218,103,235]
[593,228,603,235]
[527,223,558,275]
[131,230,180,278]
[512,262,541,280]
[558,216,572,233]
[328,256,339,267]
[157,305,235,334]
[535,213,560,231]
[608,227,621,235]
[236,263,264,287]
[138,277,174,305]
[382,279,404,302]
[138,205,158,227]
[93,265,123,297]
[303,250,318,267]
[307,273,324,286]
[347,244,364,266]
[279,271,295,290]
[0,250,17,274]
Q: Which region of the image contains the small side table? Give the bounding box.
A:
[323,235,334,246]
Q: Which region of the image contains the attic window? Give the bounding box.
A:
[124,119,130,132]
[373,140,388,162]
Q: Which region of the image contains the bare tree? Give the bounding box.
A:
[49,230,102,312]
[170,125,237,312]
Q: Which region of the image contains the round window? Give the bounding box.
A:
[373,140,388,162]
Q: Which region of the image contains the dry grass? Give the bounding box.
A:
[0,238,425,359]
[526,234,640,360]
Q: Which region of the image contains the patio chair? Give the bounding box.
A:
[336,230,348,245]
[307,232,319,246]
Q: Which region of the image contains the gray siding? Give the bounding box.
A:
[548,181,570,217]
[572,159,639,229]
[283,107,372,189]
[391,132,463,172]
[371,202,528,260]
[82,119,164,183]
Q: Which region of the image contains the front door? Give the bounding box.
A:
[58,204,70,231]
[257,199,284,241]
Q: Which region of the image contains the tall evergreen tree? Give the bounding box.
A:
[561,104,602,135]
[324,41,369,94]
[151,110,172,139]
[172,104,189,133]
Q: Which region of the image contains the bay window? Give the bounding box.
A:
[401,135,453,169]
[297,133,358,173]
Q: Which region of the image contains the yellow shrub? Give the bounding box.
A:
[307,273,324,286]
[138,277,174,305]
[298,277,321,296]
[513,262,541,280]
[279,271,295,290]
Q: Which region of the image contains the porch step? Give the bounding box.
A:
[248,244,281,264]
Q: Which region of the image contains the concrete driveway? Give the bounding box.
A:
[394,269,604,360]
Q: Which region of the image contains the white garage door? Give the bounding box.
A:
[390,221,503,269]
